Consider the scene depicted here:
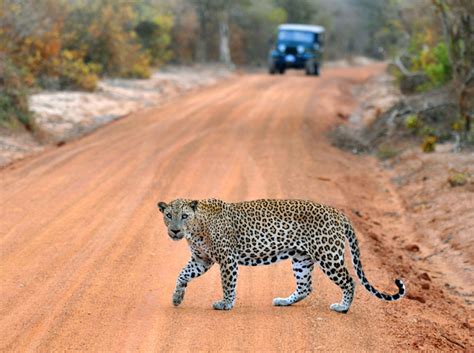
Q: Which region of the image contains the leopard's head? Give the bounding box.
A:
[157,199,199,241]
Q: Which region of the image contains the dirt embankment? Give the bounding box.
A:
[349,72,473,305]
[331,70,474,349]
[0,65,472,351]
[387,146,474,307]
[0,65,233,167]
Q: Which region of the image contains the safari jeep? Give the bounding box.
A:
[268,24,325,76]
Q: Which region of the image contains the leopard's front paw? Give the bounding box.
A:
[212,300,233,310]
[172,289,185,306]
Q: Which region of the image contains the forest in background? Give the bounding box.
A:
[0,0,473,136]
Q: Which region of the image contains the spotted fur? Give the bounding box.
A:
[157,198,405,313]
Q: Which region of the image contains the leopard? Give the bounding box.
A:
[157,198,405,313]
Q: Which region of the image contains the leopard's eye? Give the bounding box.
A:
[166,213,172,219]
[181,214,188,220]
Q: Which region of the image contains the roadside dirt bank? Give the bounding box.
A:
[331,70,474,350]
[0,65,233,167]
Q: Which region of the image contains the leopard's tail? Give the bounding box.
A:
[344,221,406,301]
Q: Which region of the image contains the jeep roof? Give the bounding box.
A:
[278,24,325,34]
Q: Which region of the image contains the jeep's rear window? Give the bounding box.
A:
[278,30,314,43]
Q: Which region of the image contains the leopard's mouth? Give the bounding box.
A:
[168,231,185,241]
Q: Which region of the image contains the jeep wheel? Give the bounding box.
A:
[314,63,320,76]
[279,68,285,74]
[268,61,277,75]
[305,61,315,76]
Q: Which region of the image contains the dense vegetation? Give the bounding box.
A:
[0,0,472,134]
[388,0,473,140]
[0,0,173,128]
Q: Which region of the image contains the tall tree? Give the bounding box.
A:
[273,0,317,23]
[193,0,211,62]
[217,4,231,65]
[432,0,474,133]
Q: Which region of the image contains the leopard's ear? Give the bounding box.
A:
[157,202,168,213]
[189,200,198,211]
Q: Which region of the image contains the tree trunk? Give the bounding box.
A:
[460,70,473,134]
[460,10,474,134]
[218,11,232,66]
[195,1,208,63]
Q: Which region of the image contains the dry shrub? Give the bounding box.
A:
[59,51,99,91]
[421,136,436,153]
[447,172,469,187]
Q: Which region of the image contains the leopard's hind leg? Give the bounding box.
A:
[273,252,314,306]
[320,261,355,314]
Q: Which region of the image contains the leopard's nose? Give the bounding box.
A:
[170,229,180,235]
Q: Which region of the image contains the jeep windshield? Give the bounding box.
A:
[278,30,314,44]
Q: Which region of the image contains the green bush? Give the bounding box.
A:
[59,50,100,91]
[423,43,452,87]
[410,42,453,92]
[451,120,464,131]
[135,16,173,66]
[404,114,421,131]
[420,126,436,137]
[398,26,454,93]
[0,59,33,130]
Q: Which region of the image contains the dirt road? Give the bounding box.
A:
[1,66,471,351]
